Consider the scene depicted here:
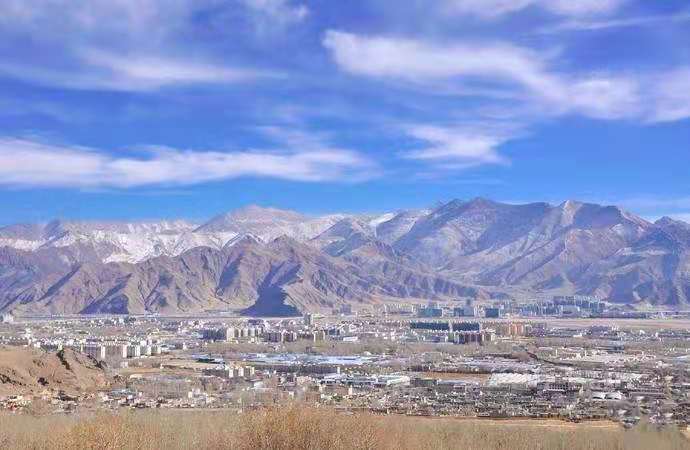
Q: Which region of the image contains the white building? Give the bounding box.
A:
[126,345,141,358]
[0,313,14,324]
[105,344,129,359]
[83,345,107,360]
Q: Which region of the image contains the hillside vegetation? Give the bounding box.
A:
[1,406,688,450]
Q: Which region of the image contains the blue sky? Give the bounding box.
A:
[1,0,689,224]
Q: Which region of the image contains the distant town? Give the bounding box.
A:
[3,295,690,432]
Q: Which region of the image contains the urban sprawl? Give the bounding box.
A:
[2,296,690,431]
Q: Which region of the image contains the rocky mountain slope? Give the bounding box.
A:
[0,199,689,315]
[0,346,109,396]
[0,235,485,316]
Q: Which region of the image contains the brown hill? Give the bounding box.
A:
[0,346,108,396]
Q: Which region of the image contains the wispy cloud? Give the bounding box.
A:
[647,68,690,123]
[401,124,520,168]
[0,50,277,92]
[240,0,309,27]
[323,31,554,88]
[0,0,300,91]
[0,0,198,42]
[539,10,690,33]
[440,0,626,19]
[0,0,309,38]
[323,31,690,123]
[0,135,376,188]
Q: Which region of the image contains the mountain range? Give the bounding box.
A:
[1,199,689,316]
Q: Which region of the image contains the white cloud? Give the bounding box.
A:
[440,0,533,19]
[567,76,641,119]
[0,50,275,91]
[544,0,625,17]
[323,31,641,120]
[539,10,690,33]
[441,0,625,18]
[647,68,690,123]
[80,50,276,90]
[0,0,198,42]
[0,136,375,188]
[324,30,690,174]
[323,31,555,89]
[0,0,298,91]
[0,0,308,37]
[240,0,309,25]
[402,124,518,168]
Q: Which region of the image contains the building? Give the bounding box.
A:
[82,345,106,360]
[451,321,482,332]
[560,305,582,317]
[454,299,478,317]
[419,307,444,318]
[267,331,285,343]
[105,344,128,359]
[346,374,411,388]
[202,365,254,380]
[202,327,235,341]
[451,331,495,345]
[411,321,451,331]
[299,331,326,342]
[0,313,14,324]
[203,365,233,379]
[126,345,141,358]
[485,307,503,318]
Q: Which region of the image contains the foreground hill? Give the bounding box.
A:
[0,346,108,396]
[1,199,689,315]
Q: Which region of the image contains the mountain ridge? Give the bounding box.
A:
[1,200,689,315]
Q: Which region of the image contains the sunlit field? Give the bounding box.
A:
[1,407,688,450]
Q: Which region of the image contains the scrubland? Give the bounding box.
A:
[1,406,688,450]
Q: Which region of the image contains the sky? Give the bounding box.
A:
[1,0,689,225]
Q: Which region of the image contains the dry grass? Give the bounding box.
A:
[0,406,688,450]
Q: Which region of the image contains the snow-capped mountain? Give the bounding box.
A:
[195,205,348,243]
[0,219,203,264]
[2,199,690,316]
[0,205,406,264]
[0,206,371,264]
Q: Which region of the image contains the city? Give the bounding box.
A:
[3,297,690,435]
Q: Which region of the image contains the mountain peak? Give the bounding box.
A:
[467,196,498,206]
[196,205,307,233]
[226,205,305,222]
[560,199,583,210]
[656,216,683,226]
[432,198,503,216]
[44,219,68,239]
